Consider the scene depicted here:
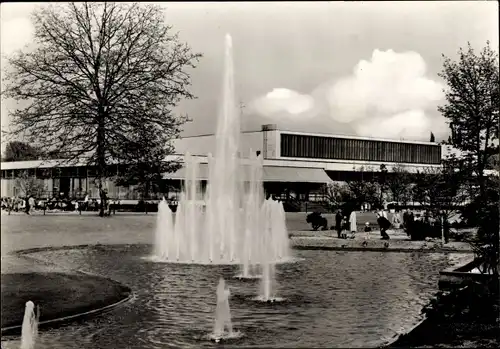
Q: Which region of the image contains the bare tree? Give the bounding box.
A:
[3,2,202,216]
[386,164,412,205]
[324,180,380,213]
[412,158,465,220]
[323,182,350,210]
[15,170,45,198]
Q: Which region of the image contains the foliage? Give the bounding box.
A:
[2,142,40,162]
[306,212,328,231]
[385,164,413,205]
[486,153,499,170]
[438,41,499,199]
[114,126,182,199]
[412,157,466,218]
[3,2,201,216]
[464,177,499,275]
[15,170,45,197]
[438,41,499,275]
[347,180,380,209]
[323,180,381,213]
[323,182,351,210]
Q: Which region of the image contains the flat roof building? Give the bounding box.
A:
[1,124,443,200]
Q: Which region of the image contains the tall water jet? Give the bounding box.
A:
[154,198,173,259]
[212,278,233,342]
[154,34,291,267]
[20,301,39,349]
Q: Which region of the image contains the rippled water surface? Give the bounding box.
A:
[2,245,454,348]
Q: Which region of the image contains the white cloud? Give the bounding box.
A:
[250,49,448,141]
[355,110,434,139]
[250,88,315,117]
[326,49,446,139]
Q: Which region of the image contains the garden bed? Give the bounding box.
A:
[1,272,131,333]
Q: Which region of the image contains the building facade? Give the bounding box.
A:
[1,124,443,201]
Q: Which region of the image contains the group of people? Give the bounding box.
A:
[333,209,394,240]
[1,196,36,214]
[334,210,357,239]
[402,208,451,241]
[0,190,113,215]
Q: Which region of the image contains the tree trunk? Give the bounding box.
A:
[144,181,150,200]
[97,113,106,218]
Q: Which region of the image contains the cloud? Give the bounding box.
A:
[327,49,446,140]
[328,49,444,122]
[355,110,434,139]
[250,49,447,141]
[1,17,34,57]
[250,88,315,117]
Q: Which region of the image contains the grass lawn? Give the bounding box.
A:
[1,272,131,330]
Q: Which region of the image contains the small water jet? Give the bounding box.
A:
[154,198,173,260]
[209,278,242,342]
[260,262,275,301]
[253,262,284,303]
[20,300,39,349]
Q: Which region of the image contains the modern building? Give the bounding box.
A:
[1,124,442,201]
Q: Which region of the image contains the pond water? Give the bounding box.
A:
[2,245,455,348]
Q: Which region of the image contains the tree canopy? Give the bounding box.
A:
[114,124,181,199]
[439,41,499,275]
[2,141,40,162]
[2,2,202,215]
[438,41,499,197]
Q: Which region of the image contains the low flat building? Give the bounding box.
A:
[1,124,442,201]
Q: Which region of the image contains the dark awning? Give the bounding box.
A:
[263,166,332,183]
[164,165,331,183]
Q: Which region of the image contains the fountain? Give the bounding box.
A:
[210,278,234,342]
[154,198,173,259]
[154,33,291,272]
[20,300,39,349]
[259,262,276,301]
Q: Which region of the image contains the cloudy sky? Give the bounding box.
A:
[1,1,498,148]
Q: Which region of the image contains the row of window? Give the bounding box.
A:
[280,134,441,164]
[1,165,134,179]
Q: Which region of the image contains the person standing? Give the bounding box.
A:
[24,197,31,215]
[403,208,410,234]
[392,210,402,229]
[349,210,357,238]
[377,211,391,240]
[28,196,35,214]
[364,222,372,239]
[335,210,343,238]
[341,216,349,239]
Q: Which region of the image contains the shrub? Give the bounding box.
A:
[306,212,328,231]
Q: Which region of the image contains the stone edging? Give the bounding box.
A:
[379,256,476,348]
[378,315,428,348]
[291,244,474,254]
[1,244,135,335]
[1,292,134,335]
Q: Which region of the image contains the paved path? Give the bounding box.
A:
[1,212,473,275]
[290,228,472,252]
